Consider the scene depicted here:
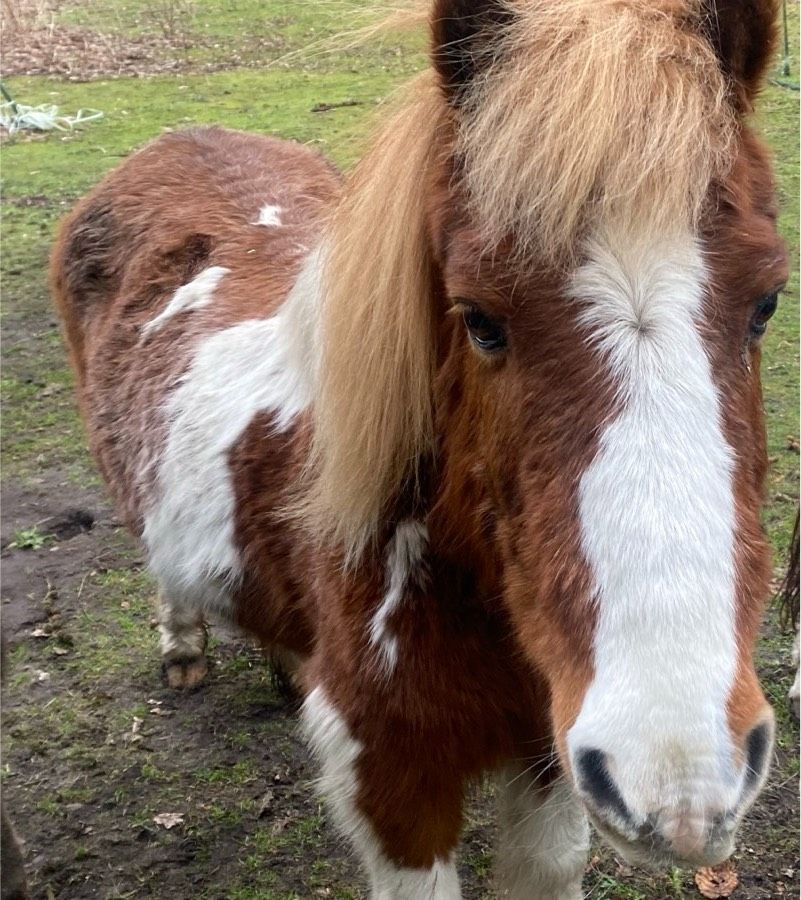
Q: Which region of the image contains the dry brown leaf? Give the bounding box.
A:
[695,860,739,898]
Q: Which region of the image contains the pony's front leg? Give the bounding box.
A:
[156,591,208,689]
[302,685,463,899]
[495,762,589,900]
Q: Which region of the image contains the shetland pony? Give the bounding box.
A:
[52,1,788,896]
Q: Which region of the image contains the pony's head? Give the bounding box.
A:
[310,0,787,867]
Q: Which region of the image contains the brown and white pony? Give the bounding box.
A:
[52,0,788,895]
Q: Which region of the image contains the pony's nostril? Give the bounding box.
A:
[575,748,632,825]
[744,722,771,789]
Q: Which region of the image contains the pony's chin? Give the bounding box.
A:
[589,815,735,871]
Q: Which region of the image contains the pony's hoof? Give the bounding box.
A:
[163,655,207,690]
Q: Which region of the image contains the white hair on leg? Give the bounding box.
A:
[495,766,588,900]
[156,590,208,689]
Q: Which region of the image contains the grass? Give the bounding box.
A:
[1,1,798,899]
[757,42,801,553]
[7,525,52,549]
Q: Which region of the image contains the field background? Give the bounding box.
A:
[1,1,799,898]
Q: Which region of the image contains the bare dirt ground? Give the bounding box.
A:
[1,0,286,79]
[1,25,287,79]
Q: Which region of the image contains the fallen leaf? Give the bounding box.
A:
[695,860,739,898]
[30,627,49,638]
[786,435,800,454]
[615,858,633,878]
[153,812,184,830]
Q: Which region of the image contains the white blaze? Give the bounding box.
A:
[566,225,740,819]
[495,768,588,899]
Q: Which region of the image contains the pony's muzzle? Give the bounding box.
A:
[573,717,774,867]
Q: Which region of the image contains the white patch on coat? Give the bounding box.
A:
[142,248,324,618]
[253,204,282,227]
[302,687,461,899]
[567,226,741,830]
[141,266,230,337]
[495,769,588,900]
[368,519,428,674]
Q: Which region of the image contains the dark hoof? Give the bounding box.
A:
[163,655,207,690]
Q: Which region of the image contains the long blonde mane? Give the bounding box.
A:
[304,72,448,559]
[303,0,739,558]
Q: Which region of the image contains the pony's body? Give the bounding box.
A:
[53,2,788,896]
[57,130,332,661]
[54,123,555,861]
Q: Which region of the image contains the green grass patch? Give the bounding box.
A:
[194,760,259,785]
[7,525,52,550]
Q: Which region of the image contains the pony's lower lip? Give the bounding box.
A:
[587,812,735,870]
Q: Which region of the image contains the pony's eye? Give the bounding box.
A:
[750,292,779,339]
[462,306,507,353]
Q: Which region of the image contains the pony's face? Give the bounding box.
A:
[430,0,787,869]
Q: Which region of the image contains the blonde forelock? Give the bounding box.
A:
[457,0,738,263]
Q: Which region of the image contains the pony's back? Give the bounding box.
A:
[51,127,338,387]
